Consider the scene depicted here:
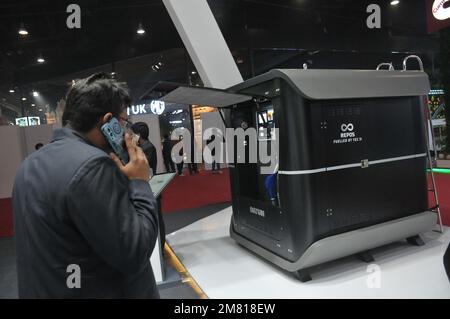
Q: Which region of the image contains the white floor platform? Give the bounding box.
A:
[166,206,450,299]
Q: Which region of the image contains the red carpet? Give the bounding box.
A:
[0,198,14,237]
[161,169,231,213]
[428,173,450,227]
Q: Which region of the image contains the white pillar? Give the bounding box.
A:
[162,0,243,89]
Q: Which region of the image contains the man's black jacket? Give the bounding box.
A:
[12,127,160,298]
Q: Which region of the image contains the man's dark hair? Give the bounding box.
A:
[62,73,131,132]
[35,143,44,150]
[131,122,149,140]
[163,133,169,139]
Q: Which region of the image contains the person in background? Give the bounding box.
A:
[131,122,157,176]
[207,135,222,174]
[162,134,175,173]
[176,135,185,176]
[188,162,199,175]
[35,143,44,150]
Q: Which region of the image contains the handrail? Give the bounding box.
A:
[402,55,424,71]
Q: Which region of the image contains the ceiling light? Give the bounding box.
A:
[390,0,399,5]
[137,23,146,35]
[22,97,27,101]
[37,55,45,63]
[18,22,28,35]
[191,71,197,75]
[31,104,35,106]
[9,89,15,93]
[152,61,163,71]
[33,91,39,97]
[39,109,43,112]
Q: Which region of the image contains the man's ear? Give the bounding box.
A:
[101,112,113,125]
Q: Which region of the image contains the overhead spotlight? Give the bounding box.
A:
[9,89,15,93]
[191,71,197,75]
[37,55,45,63]
[31,103,36,107]
[38,109,43,112]
[390,0,399,5]
[33,91,39,97]
[137,22,146,35]
[236,57,244,64]
[18,22,28,36]
[22,97,27,101]
[151,60,164,71]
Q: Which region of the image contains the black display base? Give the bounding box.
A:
[356,251,375,263]
[406,235,425,246]
[293,269,312,282]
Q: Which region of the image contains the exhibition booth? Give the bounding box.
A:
[144,64,448,296]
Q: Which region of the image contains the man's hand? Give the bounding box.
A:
[110,133,150,181]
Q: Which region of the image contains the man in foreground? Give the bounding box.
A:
[13,73,160,298]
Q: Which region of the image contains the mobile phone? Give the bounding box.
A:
[101,117,129,164]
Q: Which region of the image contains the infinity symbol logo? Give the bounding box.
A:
[341,123,354,132]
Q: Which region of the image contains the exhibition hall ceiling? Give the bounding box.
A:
[0,0,439,111]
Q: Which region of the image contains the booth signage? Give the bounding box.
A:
[333,122,363,144]
[427,0,450,33]
[250,206,265,218]
[127,101,166,116]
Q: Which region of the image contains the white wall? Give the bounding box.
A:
[23,125,54,157]
[129,114,164,174]
[0,124,54,199]
[0,126,24,199]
